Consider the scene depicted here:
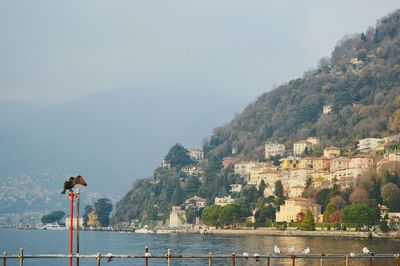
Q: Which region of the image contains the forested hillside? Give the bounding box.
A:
[112,10,400,226]
[205,10,400,160]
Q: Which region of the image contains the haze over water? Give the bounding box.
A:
[1,229,400,266]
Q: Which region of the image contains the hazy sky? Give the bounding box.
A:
[0,1,398,104]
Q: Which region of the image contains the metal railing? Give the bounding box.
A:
[2,248,400,266]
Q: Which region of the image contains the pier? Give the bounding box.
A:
[2,248,400,266]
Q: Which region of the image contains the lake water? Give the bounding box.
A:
[1,229,400,266]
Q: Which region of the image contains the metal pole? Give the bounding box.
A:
[76,189,80,266]
[369,257,373,266]
[345,255,348,266]
[96,252,101,266]
[145,247,149,266]
[231,253,235,266]
[2,252,6,266]
[18,248,23,266]
[208,252,212,266]
[397,254,400,266]
[69,192,74,266]
[292,254,296,266]
[320,258,323,266]
[167,249,171,266]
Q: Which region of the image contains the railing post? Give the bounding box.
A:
[97,252,101,266]
[320,257,323,266]
[291,254,296,266]
[369,256,373,266]
[267,256,270,266]
[167,249,171,266]
[145,247,149,266]
[208,251,212,266]
[345,255,348,266]
[231,253,235,266]
[397,254,400,266]
[2,252,6,266]
[18,248,23,266]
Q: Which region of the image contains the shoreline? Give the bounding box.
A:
[204,228,400,239]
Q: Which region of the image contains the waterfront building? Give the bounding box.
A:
[265,142,285,159]
[169,206,187,228]
[65,216,84,229]
[276,197,321,223]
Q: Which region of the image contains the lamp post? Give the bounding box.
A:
[69,191,74,266]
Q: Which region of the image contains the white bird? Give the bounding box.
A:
[288,247,295,254]
[144,252,151,257]
[349,253,355,257]
[274,245,281,254]
[242,252,249,258]
[253,253,260,257]
[302,247,310,255]
[362,247,370,254]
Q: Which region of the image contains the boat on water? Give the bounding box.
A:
[135,228,155,234]
[41,223,67,230]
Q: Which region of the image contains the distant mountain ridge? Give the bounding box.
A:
[0,87,246,194]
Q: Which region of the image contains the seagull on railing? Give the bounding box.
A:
[254,253,260,262]
[274,245,281,254]
[242,252,249,259]
[288,247,295,254]
[106,253,113,262]
[302,247,310,255]
[144,252,151,257]
[362,247,370,254]
[349,252,355,257]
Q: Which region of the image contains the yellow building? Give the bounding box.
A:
[276,197,321,223]
[281,157,300,170]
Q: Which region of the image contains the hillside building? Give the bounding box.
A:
[187,148,204,161]
[265,142,285,159]
[215,196,235,206]
[357,138,384,153]
[323,146,341,158]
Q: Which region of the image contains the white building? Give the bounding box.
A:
[215,196,235,206]
[230,184,243,193]
[65,216,84,229]
[323,104,333,114]
[293,141,313,155]
[234,161,257,178]
[357,138,384,153]
[265,142,285,159]
[169,206,187,228]
[187,148,204,161]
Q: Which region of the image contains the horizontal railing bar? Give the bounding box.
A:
[1,253,399,259]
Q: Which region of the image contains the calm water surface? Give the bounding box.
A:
[1,229,400,265]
